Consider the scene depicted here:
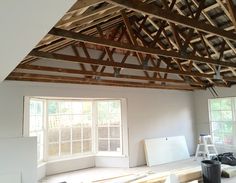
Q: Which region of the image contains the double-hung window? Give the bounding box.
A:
[47,100,93,159]
[97,100,122,154]
[208,97,236,146]
[25,98,125,162]
[29,99,44,162]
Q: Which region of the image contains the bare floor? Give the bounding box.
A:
[39,158,236,183]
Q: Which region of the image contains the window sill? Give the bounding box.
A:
[37,153,127,167]
[96,152,127,158]
[47,154,95,164]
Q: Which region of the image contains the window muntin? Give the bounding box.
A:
[209,98,235,146]
[28,98,123,162]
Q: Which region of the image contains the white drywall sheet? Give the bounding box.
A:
[0,173,21,183]
[0,137,37,183]
[144,136,190,166]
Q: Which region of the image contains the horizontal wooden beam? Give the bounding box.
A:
[28,50,214,79]
[7,72,203,91]
[48,28,236,68]
[106,0,236,41]
[17,64,202,85]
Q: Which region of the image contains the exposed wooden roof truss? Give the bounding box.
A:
[7,0,236,91]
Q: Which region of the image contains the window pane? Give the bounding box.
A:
[83,140,91,152]
[71,102,83,114]
[83,127,91,139]
[98,102,109,125]
[97,100,121,126]
[72,127,81,140]
[48,129,59,143]
[110,113,121,125]
[61,142,71,156]
[30,100,43,115]
[60,115,72,127]
[48,144,59,157]
[221,99,231,110]
[210,100,221,110]
[61,128,71,141]
[110,140,120,152]
[30,115,43,131]
[211,111,221,121]
[48,115,60,129]
[98,127,108,138]
[212,122,233,134]
[72,141,81,154]
[213,132,233,145]
[59,102,71,114]
[109,101,121,113]
[223,122,233,134]
[98,140,108,151]
[221,111,232,121]
[223,134,233,145]
[110,127,120,138]
[212,122,221,133]
[48,101,59,114]
[82,102,92,114]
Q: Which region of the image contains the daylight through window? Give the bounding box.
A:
[209,97,236,146]
[27,98,123,162]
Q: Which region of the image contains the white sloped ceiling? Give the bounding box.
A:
[0,0,76,82]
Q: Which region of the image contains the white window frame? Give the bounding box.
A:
[95,99,123,156]
[46,99,94,161]
[208,97,236,148]
[24,97,128,163]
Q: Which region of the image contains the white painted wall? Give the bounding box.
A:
[0,81,196,163]
[127,88,196,166]
[46,156,95,176]
[0,0,76,82]
[0,137,37,183]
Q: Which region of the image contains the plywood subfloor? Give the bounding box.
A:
[39,158,236,183]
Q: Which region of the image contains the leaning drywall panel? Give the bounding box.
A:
[0,137,37,183]
[144,136,190,166]
[0,173,21,183]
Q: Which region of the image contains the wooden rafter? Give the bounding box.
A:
[48,28,236,68]
[17,64,199,85]
[7,0,236,90]
[7,72,202,91]
[106,0,236,41]
[28,50,221,81]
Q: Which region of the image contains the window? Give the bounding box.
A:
[47,101,92,158]
[209,97,236,146]
[29,99,44,161]
[26,98,125,162]
[97,100,121,153]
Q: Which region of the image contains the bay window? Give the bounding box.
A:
[25,98,125,162]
